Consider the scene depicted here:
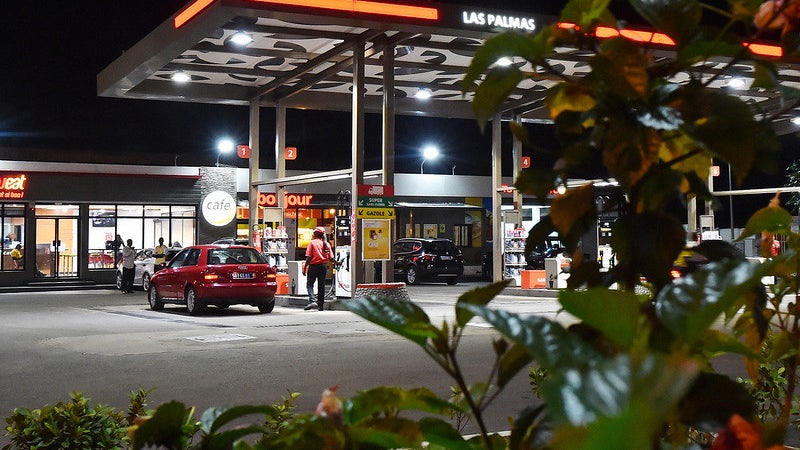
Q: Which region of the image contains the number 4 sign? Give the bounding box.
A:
[285,147,298,160]
[521,156,531,168]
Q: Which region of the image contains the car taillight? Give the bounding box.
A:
[266,273,276,281]
[670,269,682,279]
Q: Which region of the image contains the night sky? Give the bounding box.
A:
[1,0,798,218]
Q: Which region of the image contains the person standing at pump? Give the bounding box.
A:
[120,239,135,294]
[303,226,334,311]
[154,237,167,272]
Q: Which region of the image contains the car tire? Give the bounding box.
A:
[257,297,275,314]
[445,277,458,285]
[148,285,164,311]
[405,266,419,285]
[142,273,151,292]
[115,271,123,290]
[185,287,204,316]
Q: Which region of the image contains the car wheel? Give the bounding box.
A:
[148,285,164,311]
[405,266,419,285]
[185,287,204,316]
[445,277,458,285]
[257,297,275,314]
[115,271,122,290]
[141,273,151,292]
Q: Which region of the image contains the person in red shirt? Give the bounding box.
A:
[303,226,334,311]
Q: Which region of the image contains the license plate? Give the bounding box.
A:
[440,255,452,261]
[231,272,254,280]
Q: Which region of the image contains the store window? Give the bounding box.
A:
[88,205,197,270]
[454,224,472,248]
[1,204,25,271]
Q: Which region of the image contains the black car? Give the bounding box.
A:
[393,238,464,285]
[526,237,565,269]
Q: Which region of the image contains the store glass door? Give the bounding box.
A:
[35,205,79,278]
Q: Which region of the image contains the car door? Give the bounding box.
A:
[173,248,201,299]
[158,248,189,297]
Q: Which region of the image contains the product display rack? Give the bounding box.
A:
[504,228,527,283]
[262,226,288,273]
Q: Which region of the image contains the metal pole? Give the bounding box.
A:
[381,39,395,283]
[491,114,503,282]
[350,42,366,295]
[248,101,260,246]
[728,163,734,240]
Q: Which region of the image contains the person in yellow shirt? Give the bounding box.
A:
[10,244,22,270]
[154,237,167,271]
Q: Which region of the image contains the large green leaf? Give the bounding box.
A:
[348,417,422,448]
[558,288,644,348]
[417,418,474,450]
[655,259,763,343]
[690,93,770,184]
[560,0,615,30]
[456,303,600,371]
[508,405,551,450]
[699,329,763,360]
[545,82,596,121]
[678,372,756,428]
[739,203,793,239]
[543,354,699,444]
[344,296,441,346]
[550,184,596,238]
[497,343,534,388]
[610,212,686,289]
[515,168,559,200]
[455,279,511,327]
[631,0,701,46]
[472,65,524,129]
[201,405,277,434]
[131,401,192,450]
[342,387,453,424]
[591,38,650,99]
[463,31,552,94]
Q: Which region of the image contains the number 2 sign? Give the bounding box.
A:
[285,147,298,160]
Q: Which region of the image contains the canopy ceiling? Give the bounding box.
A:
[98,0,800,133]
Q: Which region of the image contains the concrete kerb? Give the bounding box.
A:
[276,283,561,310]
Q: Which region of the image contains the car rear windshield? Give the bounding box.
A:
[208,248,266,265]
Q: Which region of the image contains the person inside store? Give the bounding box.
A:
[120,239,135,294]
[154,237,167,271]
[302,226,334,311]
[113,234,124,265]
[10,244,23,270]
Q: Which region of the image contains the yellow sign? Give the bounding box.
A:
[356,207,394,219]
[362,219,391,260]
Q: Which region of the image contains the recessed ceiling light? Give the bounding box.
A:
[230,31,253,46]
[727,77,746,89]
[792,117,800,126]
[415,88,432,100]
[171,71,191,83]
[496,57,513,67]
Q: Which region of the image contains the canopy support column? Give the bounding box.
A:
[381,42,395,283]
[491,114,503,283]
[350,42,366,292]
[248,101,260,244]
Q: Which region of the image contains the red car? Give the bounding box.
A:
[147,245,277,315]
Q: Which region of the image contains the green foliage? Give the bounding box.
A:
[3,392,129,450]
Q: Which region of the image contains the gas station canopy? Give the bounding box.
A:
[98,0,800,131]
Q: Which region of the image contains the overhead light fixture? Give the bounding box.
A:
[792,117,800,126]
[230,31,253,46]
[496,57,513,67]
[727,77,746,89]
[415,88,432,100]
[171,71,191,83]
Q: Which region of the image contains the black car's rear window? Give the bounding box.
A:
[208,248,266,265]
